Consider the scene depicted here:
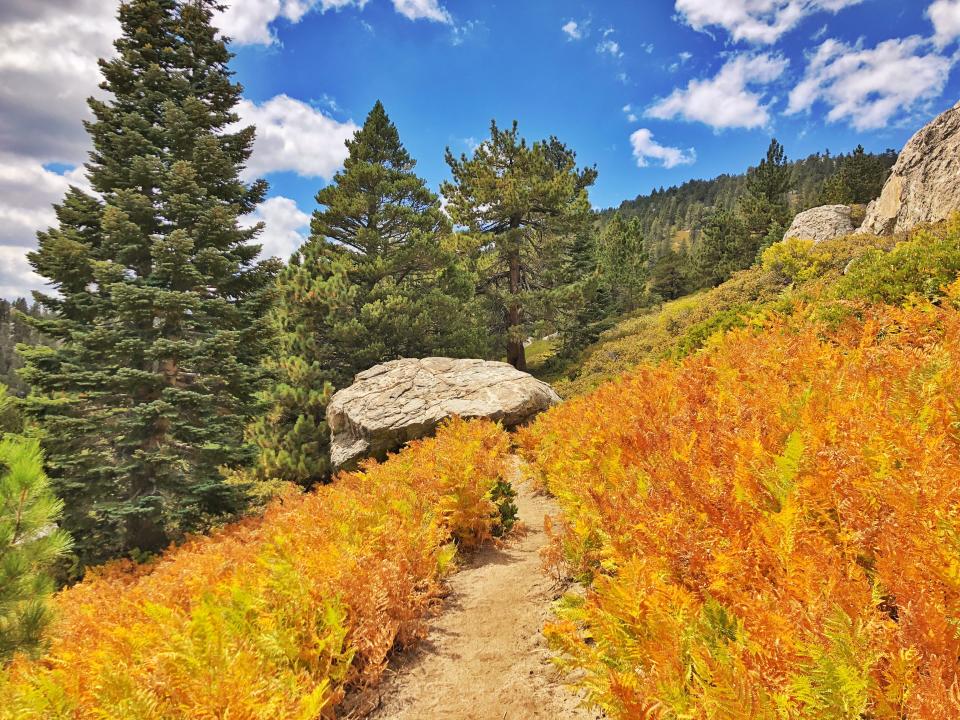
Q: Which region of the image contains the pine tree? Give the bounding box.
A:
[19,0,277,567]
[442,122,596,370]
[741,138,792,258]
[552,225,612,359]
[597,213,648,311]
[252,102,487,485]
[819,145,895,205]
[695,209,750,288]
[649,248,689,302]
[0,435,72,662]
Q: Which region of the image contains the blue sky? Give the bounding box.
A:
[226,0,960,211]
[2,0,960,297]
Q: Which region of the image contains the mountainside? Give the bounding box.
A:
[7,2,960,716]
[604,147,897,257]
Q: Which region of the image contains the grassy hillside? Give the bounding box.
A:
[546,229,920,397]
[519,219,960,717]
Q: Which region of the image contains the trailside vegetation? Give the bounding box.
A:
[18,0,278,569]
[522,288,960,718]
[0,419,512,718]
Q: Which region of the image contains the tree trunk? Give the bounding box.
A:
[506,243,526,371]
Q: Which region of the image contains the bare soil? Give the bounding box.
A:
[360,469,601,720]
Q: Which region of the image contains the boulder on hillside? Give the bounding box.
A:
[783,205,856,243]
[327,357,561,471]
[859,101,960,236]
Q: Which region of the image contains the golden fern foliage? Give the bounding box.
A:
[521,289,960,719]
[0,418,510,719]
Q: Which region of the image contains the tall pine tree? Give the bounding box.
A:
[597,213,648,311]
[19,0,277,567]
[442,122,596,370]
[741,138,792,256]
[251,101,487,485]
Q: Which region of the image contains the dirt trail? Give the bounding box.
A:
[362,463,601,720]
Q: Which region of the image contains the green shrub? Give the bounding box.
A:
[674,306,752,359]
[839,219,960,304]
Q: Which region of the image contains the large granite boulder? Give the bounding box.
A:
[783,205,856,243]
[327,357,561,471]
[859,101,960,236]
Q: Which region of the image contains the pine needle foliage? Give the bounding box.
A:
[442,120,597,370]
[18,0,278,567]
[0,438,72,663]
[0,418,511,719]
[521,287,960,718]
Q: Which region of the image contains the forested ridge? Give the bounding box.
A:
[3,1,960,718]
[603,145,897,276]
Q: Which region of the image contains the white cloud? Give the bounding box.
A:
[0,0,114,298]
[219,0,450,46]
[0,246,46,301]
[562,20,583,40]
[623,104,639,122]
[219,0,370,45]
[245,196,311,261]
[596,29,624,59]
[786,36,954,130]
[393,0,452,23]
[597,40,623,58]
[237,95,359,179]
[630,129,696,169]
[674,0,864,44]
[0,155,93,298]
[668,51,694,72]
[929,0,960,47]
[0,0,117,164]
[647,53,788,130]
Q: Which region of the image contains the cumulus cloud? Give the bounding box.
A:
[0,0,115,298]
[674,0,864,44]
[392,0,452,23]
[238,95,359,179]
[0,156,92,298]
[630,129,696,169]
[623,104,639,122]
[928,0,960,47]
[219,0,451,45]
[219,0,370,45]
[562,20,583,40]
[647,53,788,130]
[0,0,117,164]
[0,0,356,297]
[244,196,311,261]
[786,36,954,130]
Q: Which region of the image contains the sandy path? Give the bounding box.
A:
[361,466,601,720]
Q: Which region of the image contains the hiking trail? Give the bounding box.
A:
[359,459,601,720]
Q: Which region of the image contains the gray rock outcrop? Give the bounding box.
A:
[327,357,561,471]
[859,101,960,236]
[783,205,856,243]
